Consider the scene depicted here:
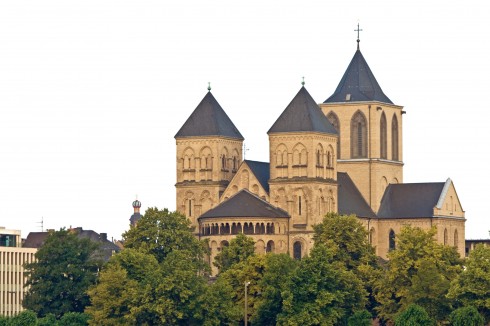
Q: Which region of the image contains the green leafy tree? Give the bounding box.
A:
[347,310,372,326]
[313,213,376,270]
[395,304,434,326]
[276,244,367,325]
[122,207,207,267]
[7,310,38,326]
[38,313,56,326]
[373,226,462,323]
[58,312,90,326]
[23,229,101,318]
[87,208,208,325]
[448,244,490,322]
[199,278,242,325]
[212,254,267,324]
[252,254,298,325]
[213,233,256,273]
[314,213,379,315]
[86,251,144,325]
[449,306,485,326]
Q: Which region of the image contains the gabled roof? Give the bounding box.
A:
[337,172,376,218]
[377,182,446,218]
[244,160,270,193]
[324,50,393,104]
[175,92,244,139]
[268,87,338,135]
[199,189,289,219]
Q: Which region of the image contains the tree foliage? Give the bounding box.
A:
[449,306,485,326]
[211,254,268,324]
[252,254,298,325]
[313,212,376,271]
[314,213,379,315]
[395,304,434,326]
[448,244,490,323]
[276,244,367,325]
[122,207,207,267]
[213,233,256,273]
[7,310,38,326]
[347,310,372,326]
[23,229,101,318]
[373,226,462,323]
[87,208,208,325]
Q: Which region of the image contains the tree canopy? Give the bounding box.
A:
[276,244,367,325]
[373,226,463,323]
[122,207,207,267]
[213,233,256,273]
[448,244,490,323]
[23,229,101,318]
[87,208,208,325]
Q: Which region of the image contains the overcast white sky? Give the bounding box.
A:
[1,1,488,241]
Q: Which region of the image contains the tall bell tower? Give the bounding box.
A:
[175,89,243,231]
[268,86,338,256]
[319,35,404,213]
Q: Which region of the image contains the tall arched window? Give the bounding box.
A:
[293,241,302,260]
[389,229,396,251]
[392,114,399,161]
[266,240,275,253]
[369,227,375,245]
[444,228,448,245]
[351,111,367,158]
[380,112,387,159]
[454,229,459,248]
[327,112,340,159]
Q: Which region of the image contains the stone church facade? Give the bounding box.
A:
[175,43,465,274]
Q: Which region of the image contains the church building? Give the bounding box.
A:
[174,38,465,274]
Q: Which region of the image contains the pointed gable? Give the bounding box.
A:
[268,87,338,135]
[324,50,393,104]
[377,182,446,218]
[434,178,465,217]
[221,160,270,201]
[200,189,289,218]
[175,92,244,139]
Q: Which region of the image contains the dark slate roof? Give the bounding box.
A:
[23,228,121,262]
[23,232,48,248]
[377,183,445,218]
[244,160,270,193]
[324,50,393,104]
[268,87,338,134]
[337,172,376,218]
[199,189,289,219]
[175,92,244,139]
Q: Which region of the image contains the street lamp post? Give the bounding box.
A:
[244,281,251,326]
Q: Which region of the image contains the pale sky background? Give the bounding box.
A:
[0,1,489,241]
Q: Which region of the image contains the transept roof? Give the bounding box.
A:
[377,182,446,218]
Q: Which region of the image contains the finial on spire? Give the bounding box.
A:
[301,76,305,86]
[354,22,363,50]
[207,82,211,92]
